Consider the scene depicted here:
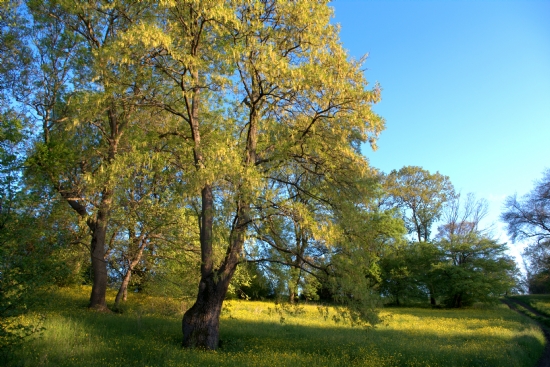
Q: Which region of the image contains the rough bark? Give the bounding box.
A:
[181,26,258,347]
[88,216,109,311]
[182,194,248,349]
[182,273,231,349]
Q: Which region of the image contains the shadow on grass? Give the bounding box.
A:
[5,304,544,367]
[2,288,543,367]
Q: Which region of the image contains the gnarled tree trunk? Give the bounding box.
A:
[182,272,233,349]
[182,186,247,349]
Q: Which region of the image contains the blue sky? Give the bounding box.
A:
[331,0,550,257]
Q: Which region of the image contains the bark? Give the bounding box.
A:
[182,185,221,349]
[182,189,248,349]
[181,39,258,347]
[114,234,148,310]
[114,267,132,309]
[86,107,119,311]
[88,217,109,311]
[57,189,111,312]
[182,273,232,349]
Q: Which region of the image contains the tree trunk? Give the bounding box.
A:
[87,185,114,311]
[114,235,148,310]
[114,268,133,310]
[429,285,436,306]
[89,222,109,311]
[182,186,247,349]
[454,293,462,308]
[182,273,232,349]
[289,289,296,304]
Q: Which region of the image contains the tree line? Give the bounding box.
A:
[0,0,527,351]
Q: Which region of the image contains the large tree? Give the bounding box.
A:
[18,0,158,310]
[113,0,384,349]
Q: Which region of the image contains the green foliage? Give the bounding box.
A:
[378,242,436,305]
[0,193,86,351]
[0,0,528,350]
[379,195,518,307]
[230,263,274,300]
[434,235,517,307]
[383,166,456,242]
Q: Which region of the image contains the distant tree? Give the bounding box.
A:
[521,244,550,293]
[231,263,275,300]
[384,166,456,242]
[502,169,550,245]
[378,243,432,305]
[434,194,517,307]
[502,169,550,293]
[379,194,518,307]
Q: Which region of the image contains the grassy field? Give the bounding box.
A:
[2,287,545,367]
[511,294,550,318]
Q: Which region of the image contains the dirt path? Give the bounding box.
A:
[502,298,550,367]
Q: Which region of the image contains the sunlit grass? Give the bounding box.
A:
[3,286,545,367]
[512,294,550,318]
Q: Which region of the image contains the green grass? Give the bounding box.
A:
[2,287,545,367]
[511,294,550,318]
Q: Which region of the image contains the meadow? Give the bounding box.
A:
[2,287,545,367]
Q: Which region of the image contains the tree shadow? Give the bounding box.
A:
[8,293,544,367]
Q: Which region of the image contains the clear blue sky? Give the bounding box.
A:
[332,0,550,256]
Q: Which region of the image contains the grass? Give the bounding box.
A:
[2,286,545,367]
[511,294,550,318]
[510,294,550,329]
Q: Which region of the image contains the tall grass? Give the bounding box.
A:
[3,286,544,367]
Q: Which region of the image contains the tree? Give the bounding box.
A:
[108,146,198,310]
[521,244,550,293]
[379,194,518,307]
[114,0,384,349]
[434,194,517,307]
[18,0,156,311]
[378,241,438,306]
[384,166,456,242]
[502,169,550,245]
[0,113,87,353]
[502,169,550,293]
